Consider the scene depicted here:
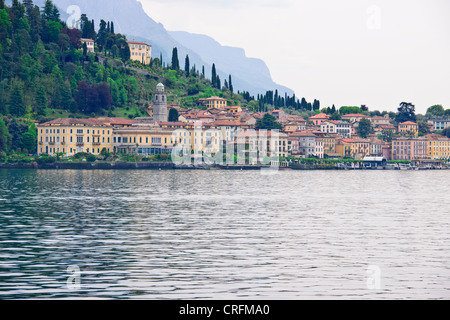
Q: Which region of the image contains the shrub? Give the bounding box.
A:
[86,154,97,162]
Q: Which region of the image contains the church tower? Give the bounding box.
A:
[153,83,168,122]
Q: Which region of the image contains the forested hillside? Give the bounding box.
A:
[0,0,320,156]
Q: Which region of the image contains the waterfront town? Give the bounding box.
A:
[35,83,450,167]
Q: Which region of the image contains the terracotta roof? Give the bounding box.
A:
[126,41,151,46]
[212,121,242,126]
[289,132,317,137]
[201,96,227,101]
[97,117,134,125]
[399,121,418,125]
[39,118,110,126]
[309,113,330,119]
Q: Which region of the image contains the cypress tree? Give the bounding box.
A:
[0,0,4,9]
[211,64,217,88]
[107,21,110,33]
[228,75,233,93]
[216,75,221,89]
[184,54,190,77]
[201,66,205,79]
[171,47,179,70]
[111,21,114,34]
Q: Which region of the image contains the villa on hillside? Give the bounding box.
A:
[127,41,152,65]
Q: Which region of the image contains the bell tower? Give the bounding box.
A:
[153,83,168,122]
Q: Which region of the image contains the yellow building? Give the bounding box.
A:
[335,139,353,158]
[37,119,113,156]
[398,121,419,137]
[127,41,152,65]
[426,134,450,159]
[322,135,336,155]
[200,96,228,110]
[113,121,222,155]
[352,138,371,159]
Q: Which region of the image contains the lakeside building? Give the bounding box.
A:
[398,121,419,137]
[320,120,352,138]
[314,137,325,159]
[392,137,428,161]
[288,132,316,158]
[236,130,289,160]
[352,138,371,160]
[369,137,383,157]
[335,138,354,159]
[425,134,450,160]
[200,96,228,110]
[37,118,113,156]
[80,38,95,53]
[127,41,152,65]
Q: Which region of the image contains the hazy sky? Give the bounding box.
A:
[138,0,450,113]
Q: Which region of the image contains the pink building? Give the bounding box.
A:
[309,113,330,126]
[391,138,428,161]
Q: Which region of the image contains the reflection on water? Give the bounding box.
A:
[0,169,449,299]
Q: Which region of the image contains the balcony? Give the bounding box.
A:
[49,141,55,145]
[61,141,66,145]
[93,142,101,146]
[76,142,84,147]
[39,141,43,145]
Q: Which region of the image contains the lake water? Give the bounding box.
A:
[0,169,449,300]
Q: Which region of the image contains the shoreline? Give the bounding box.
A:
[0,162,448,171]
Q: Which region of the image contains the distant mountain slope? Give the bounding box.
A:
[169,31,293,96]
[7,0,294,96]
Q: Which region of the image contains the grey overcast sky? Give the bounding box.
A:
[138,0,450,113]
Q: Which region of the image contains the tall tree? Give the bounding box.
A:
[110,21,114,34]
[255,113,282,130]
[35,85,47,116]
[9,84,26,117]
[184,54,190,77]
[426,105,445,118]
[211,63,217,88]
[171,47,179,70]
[395,102,416,123]
[216,75,221,89]
[358,118,372,138]
[28,5,42,42]
[228,74,233,93]
[23,0,34,16]
[168,108,179,122]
